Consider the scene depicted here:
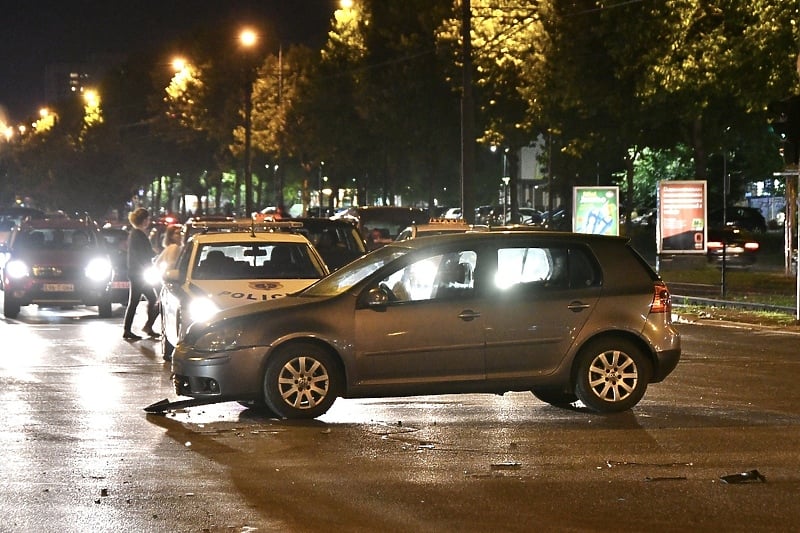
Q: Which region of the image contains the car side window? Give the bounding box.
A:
[493,245,597,291]
[379,250,477,303]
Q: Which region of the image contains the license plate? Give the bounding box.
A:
[43,283,74,292]
[111,281,130,289]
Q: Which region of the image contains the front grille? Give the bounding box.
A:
[32,265,65,278]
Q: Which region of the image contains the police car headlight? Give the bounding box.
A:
[85,257,113,281]
[143,265,161,286]
[188,297,220,323]
[5,259,29,279]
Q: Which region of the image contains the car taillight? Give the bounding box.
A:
[650,281,671,314]
[707,241,723,250]
[744,242,759,251]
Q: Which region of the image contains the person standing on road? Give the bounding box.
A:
[123,208,160,341]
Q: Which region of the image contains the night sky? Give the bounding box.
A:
[1,0,337,123]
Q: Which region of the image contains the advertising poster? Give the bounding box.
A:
[572,186,619,236]
[657,180,706,254]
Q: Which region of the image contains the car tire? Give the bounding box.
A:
[574,338,651,413]
[98,301,112,318]
[263,342,341,419]
[160,314,174,358]
[531,387,578,407]
[3,297,20,319]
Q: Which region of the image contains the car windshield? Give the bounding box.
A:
[192,242,325,280]
[17,228,97,250]
[301,246,409,297]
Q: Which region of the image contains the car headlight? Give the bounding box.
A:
[143,265,162,286]
[5,259,29,279]
[188,296,220,323]
[193,325,247,352]
[85,257,113,281]
[187,321,264,352]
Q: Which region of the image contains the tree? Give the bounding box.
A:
[315,0,460,208]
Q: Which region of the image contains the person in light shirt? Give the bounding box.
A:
[155,225,182,273]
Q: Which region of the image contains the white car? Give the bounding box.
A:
[443,207,462,219]
[160,221,329,358]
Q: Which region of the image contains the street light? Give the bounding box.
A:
[502,176,511,223]
[239,28,259,217]
[318,161,325,216]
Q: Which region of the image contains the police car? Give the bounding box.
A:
[159,220,329,358]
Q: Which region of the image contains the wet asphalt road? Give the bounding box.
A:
[2,302,800,532]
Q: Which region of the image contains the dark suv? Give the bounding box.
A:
[709,206,767,233]
[172,231,681,419]
[1,216,114,318]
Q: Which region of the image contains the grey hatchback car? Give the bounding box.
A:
[172,231,680,419]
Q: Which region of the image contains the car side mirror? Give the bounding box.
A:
[365,286,390,308]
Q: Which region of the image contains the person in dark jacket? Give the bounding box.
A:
[123,208,160,340]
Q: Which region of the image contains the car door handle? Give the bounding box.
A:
[567,300,591,312]
[458,309,481,321]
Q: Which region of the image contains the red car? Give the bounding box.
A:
[1,216,114,318]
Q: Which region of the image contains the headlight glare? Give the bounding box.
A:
[85,257,113,281]
[5,259,29,279]
[143,265,161,286]
[188,297,220,323]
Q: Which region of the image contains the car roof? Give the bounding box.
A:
[20,217,97,230]
[289,217,358,228]
[386,229,630,251]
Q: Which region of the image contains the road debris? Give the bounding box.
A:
[720,469,766,484]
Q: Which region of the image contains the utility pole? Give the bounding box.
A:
[460,0,475,224]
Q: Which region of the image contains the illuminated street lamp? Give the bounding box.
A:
[239,28,259,216]
[318,161,325,214]
[171,57,187,72]
[502,176,511,223]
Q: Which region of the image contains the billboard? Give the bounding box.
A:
[657,180,706,254]
[573,186,619,236]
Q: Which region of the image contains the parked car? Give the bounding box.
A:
[443,207,462,220]
[1,216,114,318]
[631,208,657,226]
[541,209,571,231]
[333,206,428,251]
[706,227,760,267]
[0,207,46,248]
[172,231,680,419]
[709,206,767,233]
[159,220,329,358]
[99,226,131,304]
[518,207,544,226]
[287,218,366,271]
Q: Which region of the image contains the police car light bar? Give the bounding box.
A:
[190,219,304,233]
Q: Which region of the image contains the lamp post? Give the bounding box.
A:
[502,176,510,223]
[239,28,258,217]
[318,166,322,214]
